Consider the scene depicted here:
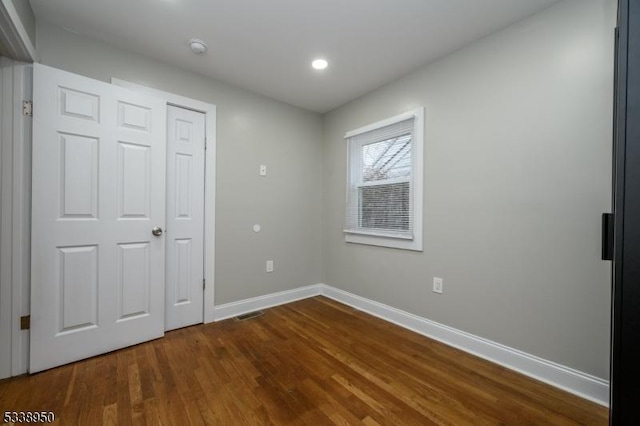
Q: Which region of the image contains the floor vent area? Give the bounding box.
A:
[234,311,264,321]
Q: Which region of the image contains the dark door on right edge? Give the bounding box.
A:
[610,0,640,424]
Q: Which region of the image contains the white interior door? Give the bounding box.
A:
[165,105,205,331]
[30,64,167,373]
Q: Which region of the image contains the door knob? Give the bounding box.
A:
[152,226,163,237]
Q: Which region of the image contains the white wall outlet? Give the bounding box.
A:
[266,260,274,272]
[433,277,443,294]
[260,165,267,176]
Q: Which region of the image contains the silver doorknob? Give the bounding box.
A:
[152,226,163,237]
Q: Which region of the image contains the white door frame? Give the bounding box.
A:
[0,0,38,62]
[111,78,216,324]
[0,58,31,379]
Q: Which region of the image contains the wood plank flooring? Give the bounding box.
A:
[0,296,608,425]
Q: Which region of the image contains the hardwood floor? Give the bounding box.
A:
[0,296,607,425]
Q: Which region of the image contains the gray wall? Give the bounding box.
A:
[322,0,615,380]
[35,22,324,305]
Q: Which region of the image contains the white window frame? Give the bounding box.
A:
[344,107,424,251]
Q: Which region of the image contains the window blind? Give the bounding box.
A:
[345,117,415,239]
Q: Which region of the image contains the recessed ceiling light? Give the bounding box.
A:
[312,59,328,70]
[189,39,208,55]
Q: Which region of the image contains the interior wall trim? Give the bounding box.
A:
[319,285,609,407]
[212,283,610,406]
[0,0,37,62]
[213,285,323,321]
[0,58,31,379]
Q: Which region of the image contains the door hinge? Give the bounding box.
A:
[20,315,30,330]
[203,278,206,289]
[22,100,32,116]
[204,138,207,150]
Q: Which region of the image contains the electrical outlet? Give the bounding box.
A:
[266,260,274,272]
[433,277,443,294]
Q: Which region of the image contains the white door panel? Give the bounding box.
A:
[165,105,205,331]
[30,64,167,373]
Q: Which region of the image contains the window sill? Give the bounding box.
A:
[343,229,413,240]
[344,231,423,251]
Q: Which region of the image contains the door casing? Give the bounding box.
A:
[0,58,32,379]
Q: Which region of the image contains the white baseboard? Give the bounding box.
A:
[213,283,610,406]
[318,284,610,407]
[213,284,322,321]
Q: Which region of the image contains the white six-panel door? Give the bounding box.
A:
[30,64,167,373]
[165,105,205,331]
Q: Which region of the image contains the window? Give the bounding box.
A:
[344,108,424,251]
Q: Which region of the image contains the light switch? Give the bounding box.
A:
[260,165,267,176]
[433,277,443,294]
